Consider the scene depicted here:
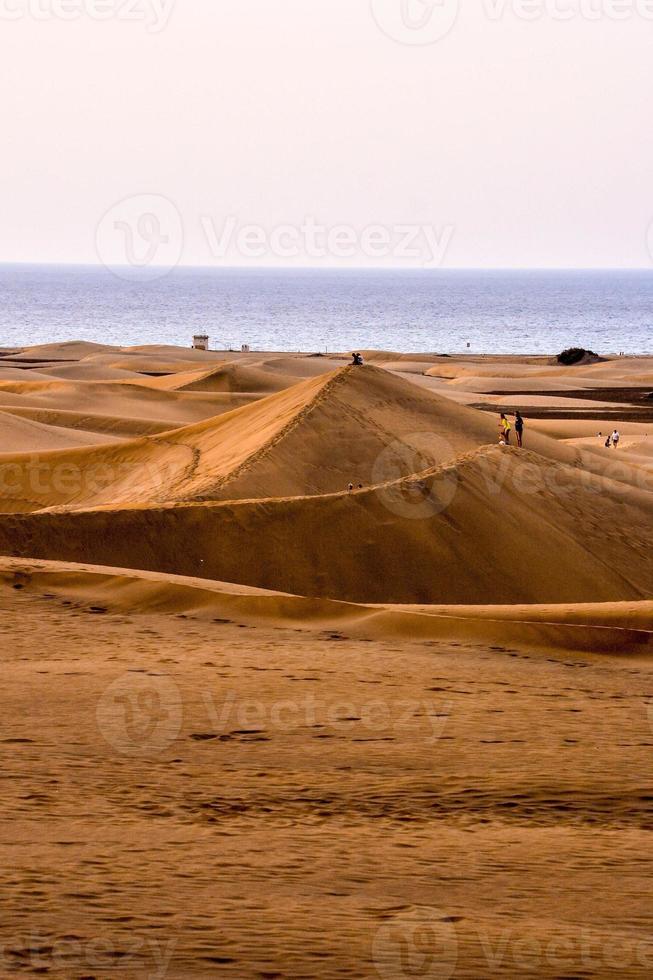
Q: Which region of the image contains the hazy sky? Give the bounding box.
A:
[1,0,652,268]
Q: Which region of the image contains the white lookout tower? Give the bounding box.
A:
[193,335,210,351]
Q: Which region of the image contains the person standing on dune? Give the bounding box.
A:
[611,429,620,448]
[499,413,512,445]
[515,411,524,448]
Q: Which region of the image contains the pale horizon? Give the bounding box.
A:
[2,1,653,270]
[3,262,653,271]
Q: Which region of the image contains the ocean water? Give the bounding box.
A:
[0,265,651,355]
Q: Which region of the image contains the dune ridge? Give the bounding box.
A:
[2,557,651,653]
[1,445,651,606]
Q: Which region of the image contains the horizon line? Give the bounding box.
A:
[0,262,652,273]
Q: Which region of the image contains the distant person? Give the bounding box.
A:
[604,434,612,448]
[348,483,354,493]
[499,413,512,445]
[352,352,364,366]
[611,429,620,448]
[515,411,524,448]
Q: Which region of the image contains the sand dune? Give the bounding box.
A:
[0,366,65,383]
[1,343,651,978]
[0,408,121,451]
[0,378,239,429]
[2,556,651,653]
[0,363,650,516]
[184,364,512,502]
[0,344,650,615]
[0,364,567,510]
[256,354,348,376]
[0,405,177,439]
[38,362,142,381]
[1,446,651,605]
[3,340,119,361]
[174,361,298,393]
[0,369,343,511]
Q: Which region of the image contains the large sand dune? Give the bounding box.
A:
[0,362,649,514]
[0,353,650,613]
[1,342,652,978]
[1,445,651,604]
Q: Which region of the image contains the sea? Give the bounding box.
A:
[0,265,651,355]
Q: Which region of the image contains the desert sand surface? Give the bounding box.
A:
[0,342,651,978]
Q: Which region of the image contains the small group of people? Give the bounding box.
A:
[351,352,364,366]
[599,429,620,448]
[348,482,364,492]
[499,412,524,448]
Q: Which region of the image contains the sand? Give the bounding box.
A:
[0,343,651,978]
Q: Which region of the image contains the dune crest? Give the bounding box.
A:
[2,557,651,653]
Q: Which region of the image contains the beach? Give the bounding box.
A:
[0,342,651,977]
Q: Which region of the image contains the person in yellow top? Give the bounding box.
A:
[499,413,512,444]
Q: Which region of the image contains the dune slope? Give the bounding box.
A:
[4,363,647,513]
[2,557,651,652]
[1,446,651,605]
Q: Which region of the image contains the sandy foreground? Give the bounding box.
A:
[0,343,651,978]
